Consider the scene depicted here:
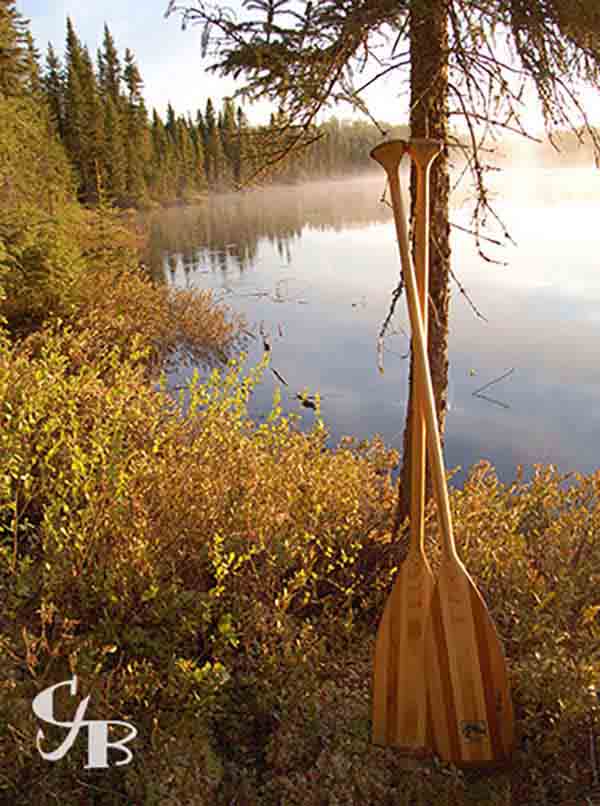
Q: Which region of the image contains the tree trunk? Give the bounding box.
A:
[395,0,451,531]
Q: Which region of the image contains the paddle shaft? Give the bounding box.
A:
[372,142,458,563]
[407,139,441,558]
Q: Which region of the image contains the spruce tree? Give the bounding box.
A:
[122,47,148,203]
[79,45,105,202]
[62,20,105,202]
[103,94,127,203]
[195,108,206,147]
[23,30,41,97]
[204,98,216,137]
[0,0,28,95]
[235,105,251,185]
[192,123,208,192]
[174,116,197,197]
[63,18,87,195]
[219,96,237,178]
[150,108,167,199]
[187,111,198,150]
[204,97,217,185]
[150,108,176,201]
[151,108,168,162]
[98,23,121,102]
[44,44,64,139]
[186,113,207,192]
[165,101,177,142]
[211,126,230,189]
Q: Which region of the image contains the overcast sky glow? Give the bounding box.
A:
[16,0,600,134]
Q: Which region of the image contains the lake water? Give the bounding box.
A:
[145,156,600,486]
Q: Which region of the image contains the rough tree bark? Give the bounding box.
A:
[396,0,451,529]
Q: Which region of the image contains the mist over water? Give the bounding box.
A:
[145,151,600,486]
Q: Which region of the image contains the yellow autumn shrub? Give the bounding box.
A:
[1,260,599,803]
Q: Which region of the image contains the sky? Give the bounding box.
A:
[18,0,392,125]
[16,0,600,133]
[17,0,264,120]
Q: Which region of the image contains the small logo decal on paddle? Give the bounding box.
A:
[460,721,488,742]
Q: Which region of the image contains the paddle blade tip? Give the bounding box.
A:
[372,561,434,750]
[425,570,514,766]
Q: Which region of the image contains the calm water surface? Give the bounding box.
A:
[146,157,600,486]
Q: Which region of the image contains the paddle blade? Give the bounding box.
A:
[372,555,434,751]
[425,560,514,766]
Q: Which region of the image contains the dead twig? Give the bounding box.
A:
[473,393,510,410]
[271,367,289,386]
[377,278,404,374]
[472,367,515,396]
[449,219,504,247]
[448,264,489,323]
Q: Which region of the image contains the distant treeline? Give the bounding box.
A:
[538,128,600,163]
[10,10,594,212]
[14,16,400,208]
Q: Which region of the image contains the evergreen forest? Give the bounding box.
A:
[7,11,394,208]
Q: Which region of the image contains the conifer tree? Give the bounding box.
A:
[151,108,168,160]
[186,113,207,192]
[79,44,105,202]
[195,108,206,147]
[103,94,127,203]
[174,116,197,197]
[165,101,177,141]
[219,96,237,178]
[44,44,64,138]
[186,111,197,149]
[205,99,216,146]
[212,126,230,189]
[150,108,169,199]
[23,29,41,97]
[0,0,28,95]
[235,105,256,186]
[98,23,121,102]
[192,124,208,192]
[62,20,105,202]
[204,97,218,185]
[150,107,178,201]
[204,98,215,136]
[122,47,148,202]
[63,18,87,195]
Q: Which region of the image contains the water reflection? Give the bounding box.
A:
[144,164,600,486]
[142,174,405,279]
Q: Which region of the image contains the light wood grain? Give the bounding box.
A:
[370,138,514,766]
[372,554,434,749]
[426,565,514,765]
[371,139,438,753]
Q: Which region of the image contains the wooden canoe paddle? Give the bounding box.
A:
[371,139,514,766]
[371,139,440,753]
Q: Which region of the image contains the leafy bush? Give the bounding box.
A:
[0,330,399,803]
[68,262,243,375]
[2,311,600,803]
[0,196,242,373]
